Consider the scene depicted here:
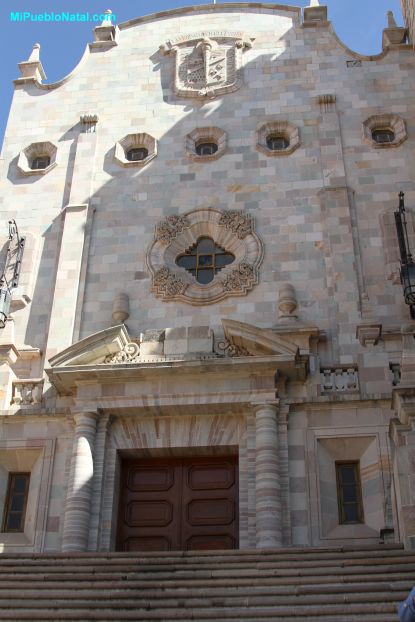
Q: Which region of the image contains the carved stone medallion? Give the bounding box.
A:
[160,31,254,99]
[146,208,264,305]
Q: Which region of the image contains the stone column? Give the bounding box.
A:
[253,402,281,548]
[88,413,112,551]
[389,325,415,549]
[62,411,98,552]
[391,390,415,549]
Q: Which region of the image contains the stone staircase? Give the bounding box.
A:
[0,544,412,621]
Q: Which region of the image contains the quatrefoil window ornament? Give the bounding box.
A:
[176,237,235,284]
[147,208,263,305]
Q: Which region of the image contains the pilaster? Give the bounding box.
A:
[45,128,98,360]
[317,96,362,360]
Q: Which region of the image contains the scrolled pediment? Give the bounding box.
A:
[221,319,299,358]
[48,325,131,368]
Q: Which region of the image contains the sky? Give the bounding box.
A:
[0,0,404,146]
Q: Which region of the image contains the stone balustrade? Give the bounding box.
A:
[320,367,359,393]
[11,378,44,405]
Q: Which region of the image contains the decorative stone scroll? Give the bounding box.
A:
[221,263,256,293]
[215,339,251,357]
[218,211,252,239]
[160,31,254,99]
[103,341,140,364]
[152,267,187,297]
[155,215,191,244]
[146,208,264,305]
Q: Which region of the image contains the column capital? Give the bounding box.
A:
[73,410,98,425]
[251,401,279,415]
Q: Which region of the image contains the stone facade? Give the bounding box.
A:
[402,0,415,44]
[0,2,414,553]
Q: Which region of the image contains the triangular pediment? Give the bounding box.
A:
[48,325,131,367]
[221,319,299,357]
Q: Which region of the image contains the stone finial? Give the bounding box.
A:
[304,1,328,24]
[382,11,407,48]
[278,283,298,323]
[17,43,46,83]
[93,8,118,47]
[387,10,398,28]
[28,43,41,62]
[112,293,129,324]
[101,9,113,26]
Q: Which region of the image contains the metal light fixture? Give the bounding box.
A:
[395,192,415,319]
[0,220,25,329]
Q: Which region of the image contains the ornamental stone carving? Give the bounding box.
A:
[155,215,191,244]
[152,267,187,297]
[146,208,264,305]
[103,341,140,363]
[215,339,251,357]
[218,210,252,239]
[160,31,254,99]
[221,263,256,293]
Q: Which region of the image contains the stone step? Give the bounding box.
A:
[0,580,408,599]
[0,589,408,609]
[0,553,412,573]
[0,555,415,578]
[0,547,408,621]
[0,602,399,620]
[0,544,404,564]
[0,568,413,589]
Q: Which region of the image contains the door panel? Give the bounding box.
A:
[117,456,238,552]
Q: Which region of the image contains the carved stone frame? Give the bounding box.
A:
[146,208,264,305]
[362,114,407,149]
[114,133,157,167]
[17,141,58,176]
[256,121,300,156]
[185,127,227,161]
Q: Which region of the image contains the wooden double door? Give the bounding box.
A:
[117,456,239,552]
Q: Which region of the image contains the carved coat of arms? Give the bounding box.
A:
[160,31,254,99]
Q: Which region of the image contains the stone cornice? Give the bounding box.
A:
[46,352,300,395]
[119,3,301,31]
